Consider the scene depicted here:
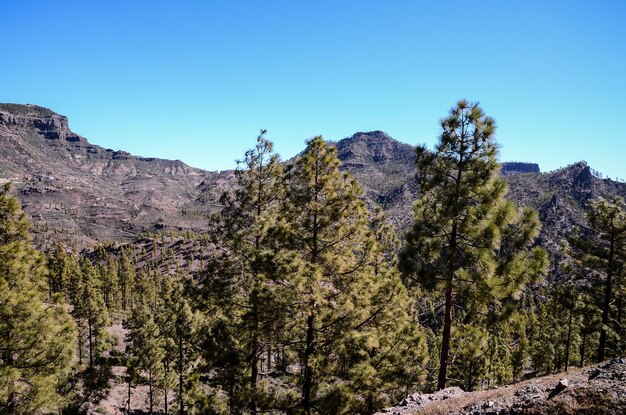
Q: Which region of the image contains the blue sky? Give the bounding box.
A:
[1,1,625,179]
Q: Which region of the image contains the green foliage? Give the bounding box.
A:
[126,305,164,413]
[118,250,136,311]
[277,136,428,413]
[75,259,109,368]
[0,103,58,117]
[200,136,429,414]
[570,196,626,362]
[400,100,548,390]
[208,132,287,413]
[0,184,76,414]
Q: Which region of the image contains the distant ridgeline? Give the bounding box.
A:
[501,162,540,175]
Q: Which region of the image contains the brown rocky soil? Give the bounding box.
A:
[377,358,626,415]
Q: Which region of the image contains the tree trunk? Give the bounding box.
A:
[580,333,587,368]
[127,377,132,415]
[302,167,319,414]
[164,360,169,415]
[88,317,94,367]
[598,238,615,362]
[249,290,259,415]
[437,281,453,390]
[149,372,153,414]
[6,357,16,415]
[7,392,16,415]
[179,332,184,415]
[617,296,624,340]
[565,308,573,372]
[122,280,127,311]
[78,332,83,365]
[302,310,315,414]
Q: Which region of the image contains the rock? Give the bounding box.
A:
[501,162,541,175]
[589,368,602,380]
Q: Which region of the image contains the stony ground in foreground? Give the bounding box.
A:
[377,358,626,415]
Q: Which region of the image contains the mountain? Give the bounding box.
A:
[1,104,625,281]
[335,131,626,281]
[334,130,418,229]
[0,103,231,249]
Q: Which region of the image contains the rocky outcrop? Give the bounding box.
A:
[501,162,541,175]
[0,104,85,142]
[377,359,626,415]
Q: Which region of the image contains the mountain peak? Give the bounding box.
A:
[0,103,84,143]
[345,130,392,140]
[0,103,61,118]
[336,131,415,165]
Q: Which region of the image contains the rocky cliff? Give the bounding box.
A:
[501,162,541,175]
[0,104,230,248]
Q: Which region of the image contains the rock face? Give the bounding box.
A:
[376,359,626,415]
[0,104,83,142]
[501,162,541,175]
[0,103,231,249]
[334,131,418,230]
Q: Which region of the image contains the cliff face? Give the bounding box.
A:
[0,104,229,249]
[0,104,82,142]
[501,162,541,175]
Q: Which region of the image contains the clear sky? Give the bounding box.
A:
[1,1,625,179]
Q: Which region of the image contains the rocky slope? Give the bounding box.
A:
[376,358,626,415]
[0,104,231,249]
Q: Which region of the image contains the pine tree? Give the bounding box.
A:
[135,270,159,311]
[210,131,286,413]
[400,100,548,390]
[159,275,199,415]
[76,259,109,368]
[100,254,121,317]
[279,136,411,413]
[65,248,83,307]
[580,197,626,361]
[578,292,601,367]
[509,314,529,383]
[0,184,76,414]
[119,250,136,311]
[47,241,70,297]
[351,208,429,412]
[155,276,178,415]
[126,305,164,414]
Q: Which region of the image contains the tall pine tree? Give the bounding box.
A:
[210,132,286,413]
[0,184,76,414]
[400,100,548,390]
[279,136,423,413]
[575,197,626,361]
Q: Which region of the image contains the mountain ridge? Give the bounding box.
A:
[1,104,625,282]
